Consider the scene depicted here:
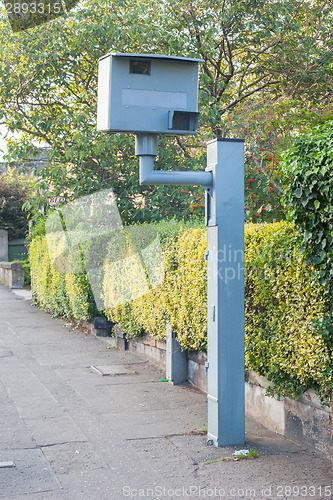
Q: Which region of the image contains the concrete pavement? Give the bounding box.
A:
[0,284,331,499]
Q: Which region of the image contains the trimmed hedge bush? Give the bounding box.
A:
[29,220,332,404]
[106,221,332,404]
[244,222,331,403]
[105,226,207,351]
[29,235,97,320]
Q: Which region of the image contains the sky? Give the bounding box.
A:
[0,125,47,162]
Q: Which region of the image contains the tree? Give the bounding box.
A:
[0,0,332,226]
[155,0,333,220]
[0,168,34,239]
[0,1,208,225]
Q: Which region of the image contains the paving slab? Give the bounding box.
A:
[23,414,88,447]
[0,284,331,500]
[11,289,33,301]
[41,442,106,474]
[0,381,36,450]
[0,448,61,498]
[89,364,133,376]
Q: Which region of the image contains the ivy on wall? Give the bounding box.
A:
[281,121,333,303]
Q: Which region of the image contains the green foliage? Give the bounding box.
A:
[154,0,333,221]
[0,1,206,226]
[106,220,332,404]
[29,235,98,320]
[103,218,205,343]
[29,218,332,404]
[106,225,207,350]
[1,0,333,225]
[281,122,333,302]
[244,222,332,404]
[29,220,333,402]
[0,168,34,239]
[13,259,31,286]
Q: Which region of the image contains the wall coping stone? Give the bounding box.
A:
[0,261,24,288]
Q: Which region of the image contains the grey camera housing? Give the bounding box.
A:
[97,53,201,135]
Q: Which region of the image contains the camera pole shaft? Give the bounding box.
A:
[136,134,245,447]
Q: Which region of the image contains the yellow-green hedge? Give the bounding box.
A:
[29,221,332,403]
[244,222,332,403]
[105,227,207,351]
[105,221,332,403]
[29,235,96,320]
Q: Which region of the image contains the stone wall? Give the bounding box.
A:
[73,320,332,459]
[0,230,8,261]
[119,331,332,459]
[0,262,25,288]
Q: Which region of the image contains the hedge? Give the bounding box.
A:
[28,218,201,321]
[281,121,333,301]
[29,235,97,320]
[243,222,331,404]
[105,224,208,351]
[29,220,332,404]
[106,220,332,404]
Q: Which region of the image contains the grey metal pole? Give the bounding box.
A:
[135,134,245,447]
[205,138,245,446]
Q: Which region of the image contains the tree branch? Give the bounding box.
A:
[219,79,280,115]
[175,137,191,158]
[250,154,286,195]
